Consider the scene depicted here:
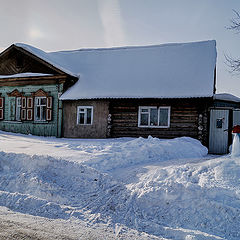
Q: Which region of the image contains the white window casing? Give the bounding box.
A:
[77,106,93,125]
[138,106,170,128]
[34,97,47,121]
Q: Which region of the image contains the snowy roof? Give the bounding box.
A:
[214,93,240,102]
[0,72,53,79]
[14,40,217,100]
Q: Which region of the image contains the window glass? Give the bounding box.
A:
[159,108,169,126]
[35,97,47,121]
[141,108,149,113]
[36,107,41,121]
[41,98,47,105]
[42,106,46,121]
[79,112,85,124]
[87,108,92,124]
[140,113,148,125]
[150,108,158,126]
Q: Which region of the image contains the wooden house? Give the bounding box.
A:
[0,40,239,154]
[0,44,78,137]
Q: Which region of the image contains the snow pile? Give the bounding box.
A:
[129,156,240,239]
[0,133,240,239]
[85,136,208,171]
[0,152,128,220]
[231,133,240,157]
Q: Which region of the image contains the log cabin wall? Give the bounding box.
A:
[109,98,212,146]
[0,47,59,75]
[63,100,109,138]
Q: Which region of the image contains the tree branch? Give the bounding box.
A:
[227,9,240,33]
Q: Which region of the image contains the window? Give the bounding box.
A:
[35,97,47,121]
[138,106,170,128]
[16,97,21,121]
[77,106,93,125]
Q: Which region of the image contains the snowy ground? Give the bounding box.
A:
[0,131,239,239]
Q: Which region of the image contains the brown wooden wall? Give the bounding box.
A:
[109,98,212,146]
[63,100,109,138]
[0,47,59,75]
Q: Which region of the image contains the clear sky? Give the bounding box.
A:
[1,0,240,96]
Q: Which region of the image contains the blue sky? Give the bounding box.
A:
[1,0,240,96]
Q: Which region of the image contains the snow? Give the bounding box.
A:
[231,134,240,157]
[0,131,240,239]
[14,40,217,99]
[214,93,240,102]
[0,72,53,79]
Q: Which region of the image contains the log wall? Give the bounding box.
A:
[109,98,212,146]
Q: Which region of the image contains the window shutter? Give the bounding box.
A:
[0,97,4,120]
[21,96,26,120]
[26,97,33,120]
[46,96,53,121]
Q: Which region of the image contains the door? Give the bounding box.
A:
[209,109,229,154]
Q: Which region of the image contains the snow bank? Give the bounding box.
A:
[129,156,240,239]
[0,133,239,239]
[0,151,127,220]
[85,136,208,171]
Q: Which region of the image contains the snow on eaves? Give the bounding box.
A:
[14,41,217,100]
[214,93,240,102]
[0,72,53,79]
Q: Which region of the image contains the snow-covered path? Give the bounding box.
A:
[0,130,240,239]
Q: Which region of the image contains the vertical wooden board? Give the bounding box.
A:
[209,109,229,154]
[233,110,240,126]
[8,97,16,121]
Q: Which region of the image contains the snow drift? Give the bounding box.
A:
[84,136,208,172]
[0,134,239,239]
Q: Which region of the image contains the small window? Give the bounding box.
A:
[138,106,170,128]
[77,106,93,125]
[35,97,47,121]
[216,119,223,128]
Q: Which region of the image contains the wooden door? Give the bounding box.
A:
[209,109,229,154]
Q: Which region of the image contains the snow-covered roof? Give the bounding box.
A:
[214,93,240,102]
[0,72,53,79]
[14,40,217,100]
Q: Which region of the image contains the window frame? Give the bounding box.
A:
[77,106,93,125]
[34,96,47,122]
[138,106,171,128]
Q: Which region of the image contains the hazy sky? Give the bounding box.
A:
[1,0,240,96]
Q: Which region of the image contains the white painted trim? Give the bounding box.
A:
[34,96,47,122]
[138,106,171,128]
[77,106,93,125]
